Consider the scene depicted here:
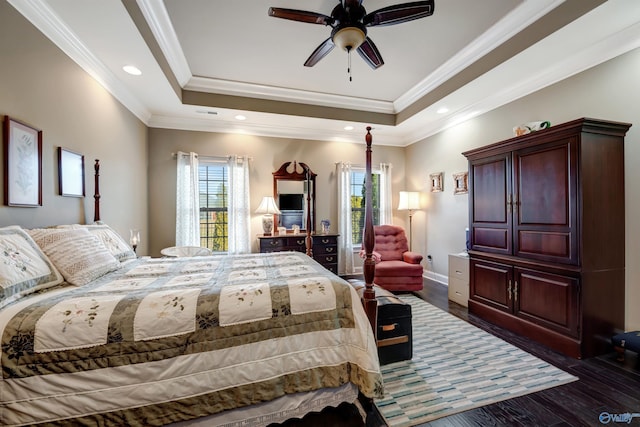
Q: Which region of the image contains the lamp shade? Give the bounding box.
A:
[398,191,421,211]
[255,196,281,214]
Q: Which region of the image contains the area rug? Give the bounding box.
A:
[375,295,578,427]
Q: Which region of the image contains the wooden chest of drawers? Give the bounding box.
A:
[258,233,339,273]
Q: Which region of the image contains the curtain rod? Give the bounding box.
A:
[171,152,253,161]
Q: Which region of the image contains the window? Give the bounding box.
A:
[199,162,228,252]
[350,169,380,245]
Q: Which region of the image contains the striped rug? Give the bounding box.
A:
[375,295,578,427]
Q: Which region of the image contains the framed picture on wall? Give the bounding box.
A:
[3,116,42,207]
[430,172,443,192]
[58,147,85,197]
[453,171,468,195]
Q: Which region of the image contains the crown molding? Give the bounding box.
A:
[8,0,151,124]
[394,0,564,112]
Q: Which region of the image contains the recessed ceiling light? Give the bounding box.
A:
[122,65,142,76]
[436,107,449,114]
[344,125,354,131]
[235,115,246,121]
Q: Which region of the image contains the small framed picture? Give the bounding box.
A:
[430,172,443,192]
[58,147,85,197]
[3,116,42,207]
[453,171,468,195]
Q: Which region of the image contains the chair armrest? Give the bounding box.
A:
[403,251,423,264]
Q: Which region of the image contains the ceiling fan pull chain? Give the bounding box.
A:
[347,46,353,82]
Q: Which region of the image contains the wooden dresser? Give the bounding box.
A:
[463,118,631,358]
[258,233,339,274]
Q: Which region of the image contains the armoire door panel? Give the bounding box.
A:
[470,260,511,312]
[516,144,570,226]
[515,269,579,337]
[517,231,571,258]
[471,157,509,224]
[473,227,509,252]
[512,140,578,263]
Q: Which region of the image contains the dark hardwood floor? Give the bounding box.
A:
[413,279,640,427]
[272,278,640,427]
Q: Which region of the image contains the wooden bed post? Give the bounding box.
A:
[303,163,313,257]
[362,127,378,337]
[94,159,101,222]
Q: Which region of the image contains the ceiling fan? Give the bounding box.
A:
[268,0,435,71]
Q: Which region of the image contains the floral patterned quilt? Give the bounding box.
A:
[0,252,383,426]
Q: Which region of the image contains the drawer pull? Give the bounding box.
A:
[322,238,330,243]
[381,324,396,332]
[325,256,334,262]
[269,241,279,246]
[296,240,305,245]
[326,247,334,253]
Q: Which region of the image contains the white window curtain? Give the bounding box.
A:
[175,151,200,247]
[379,162,393,225]
[227,155,251,254]
[336,162,355,275]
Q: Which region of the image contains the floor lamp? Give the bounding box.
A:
[398,191,421,251]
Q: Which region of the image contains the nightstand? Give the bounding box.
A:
[448,252,469,307]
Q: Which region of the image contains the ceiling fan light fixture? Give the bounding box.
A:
[332,26,366,51]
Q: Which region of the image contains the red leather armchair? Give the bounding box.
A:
[372,225,424,292]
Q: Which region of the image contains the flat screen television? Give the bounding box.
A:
[278,193,304,210]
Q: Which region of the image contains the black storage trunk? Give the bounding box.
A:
[375,289,412,365]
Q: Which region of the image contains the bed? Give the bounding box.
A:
[0,129,383,426]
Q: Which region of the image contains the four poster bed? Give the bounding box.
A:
[0,129,382,426]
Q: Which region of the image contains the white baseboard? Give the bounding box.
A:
[424,270,448,286]
[348,266,449,286]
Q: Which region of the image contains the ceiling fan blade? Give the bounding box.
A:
[363,1,434,27]
[357,37,384,69]
[304,38,336,67]
[268,7,333,25]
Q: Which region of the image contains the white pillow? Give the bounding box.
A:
[0,226,63,308]
[28,228,120,286]
[56,223,136,262]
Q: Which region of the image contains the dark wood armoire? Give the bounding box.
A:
[463,118,631,358]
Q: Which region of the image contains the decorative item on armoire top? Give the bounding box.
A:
[513,120,551,136]
[3,115,42,207]
[321,219,330,234]
[429,172,443,192]
[453,171,468,195]
[58,147,85,197]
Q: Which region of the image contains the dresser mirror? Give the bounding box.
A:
[273,161,316,232]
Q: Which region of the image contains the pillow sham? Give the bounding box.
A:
[0,226,63,309]
[57,223,136,262]
[28,227,120,286]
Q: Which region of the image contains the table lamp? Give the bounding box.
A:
[255,196,281,235]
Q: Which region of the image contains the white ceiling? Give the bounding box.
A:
[9,0,640,146]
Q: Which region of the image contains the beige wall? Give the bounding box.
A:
[406,47,640,330]
[148,129,406,257]
[0,1,148,253]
